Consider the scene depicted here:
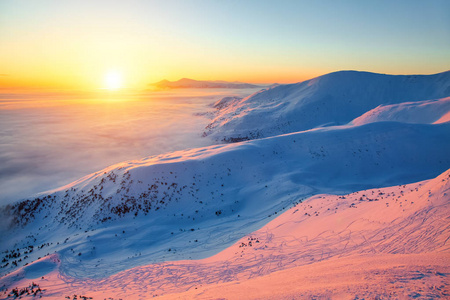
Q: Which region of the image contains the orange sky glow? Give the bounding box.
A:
[0,1,449,91]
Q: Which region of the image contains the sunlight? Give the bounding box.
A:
[104,70,123,90]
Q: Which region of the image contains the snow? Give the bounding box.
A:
[23,259,58,280]
[352,97,450,126]
[0,69,449,299]
[1,121,449,280]
[1,169,449,299]
[204,70,450,141]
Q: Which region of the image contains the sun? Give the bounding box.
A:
[104,70,123,90]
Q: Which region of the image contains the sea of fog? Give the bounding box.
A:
[0,88,261,205]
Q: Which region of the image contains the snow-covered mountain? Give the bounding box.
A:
[1,70,449,298]
[148,78,261,90]
[1,120,449,280]
[203,70,450,142]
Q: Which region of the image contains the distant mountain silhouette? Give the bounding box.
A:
[149,78,261,90]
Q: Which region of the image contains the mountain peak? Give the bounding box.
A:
[204,70,450,142]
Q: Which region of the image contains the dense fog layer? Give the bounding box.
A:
[0,88,258,204]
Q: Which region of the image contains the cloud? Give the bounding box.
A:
[0,88,259,205]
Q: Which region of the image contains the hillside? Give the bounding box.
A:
[155,168,450,299]
[203,70,450,142]
[1,168,448,299]
[1,121,449,280]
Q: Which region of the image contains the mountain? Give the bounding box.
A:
[148,168,450,299]
[203,70,450,142]
[148,78,262,90]
[1,168,449,298]
[1,69,449,298]
[1,120,449,280]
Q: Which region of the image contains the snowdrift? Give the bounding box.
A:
[203,70,450,141]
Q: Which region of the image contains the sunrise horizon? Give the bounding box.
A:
[3,68,450,94]
[1,1,449,91]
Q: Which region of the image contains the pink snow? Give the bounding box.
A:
[2,169,449,299]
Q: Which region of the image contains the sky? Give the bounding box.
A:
[0,0,449,90]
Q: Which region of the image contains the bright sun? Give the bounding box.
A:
[104,71,123,90]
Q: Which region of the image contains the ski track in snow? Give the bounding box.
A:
[83,171,450,295]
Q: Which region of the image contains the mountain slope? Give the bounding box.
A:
[203,70,450,141]
[1,121,449,279]
[1,169,449,299]
[352,96,450,125]
[146,168,450,299]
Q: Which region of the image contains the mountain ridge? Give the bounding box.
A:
[148,78,262,90]
[204,70,450,142]
[1,120,449,279]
